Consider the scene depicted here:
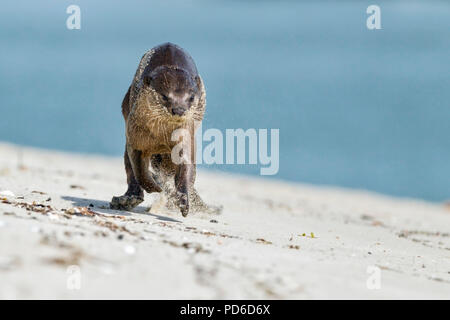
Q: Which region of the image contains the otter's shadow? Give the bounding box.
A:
[61,196,182,223]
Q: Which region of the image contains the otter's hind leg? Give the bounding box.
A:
[127,147,162,194]
[110,148,145,210]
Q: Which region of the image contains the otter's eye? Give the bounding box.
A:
[189,95,195,103]
[161,94,168,102]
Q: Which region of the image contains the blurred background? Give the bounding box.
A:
[0,0,448,201]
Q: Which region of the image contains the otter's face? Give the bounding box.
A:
[144,66,200,117]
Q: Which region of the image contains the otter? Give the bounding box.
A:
[110,43,219,217]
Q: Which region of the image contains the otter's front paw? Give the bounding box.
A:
[176,192,189,217]
[110,195,144,211]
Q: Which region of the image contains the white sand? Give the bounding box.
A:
[0,142,449,299]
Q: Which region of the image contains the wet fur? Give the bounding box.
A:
[111,43,220,216]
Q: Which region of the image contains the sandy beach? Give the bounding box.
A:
[0,142,449,299]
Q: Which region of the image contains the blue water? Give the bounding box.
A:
[0,0,449,201]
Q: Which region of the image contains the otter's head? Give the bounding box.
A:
[143,65,201,119]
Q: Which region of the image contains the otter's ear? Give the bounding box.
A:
[194,75,202,90]
[143,75,152,86]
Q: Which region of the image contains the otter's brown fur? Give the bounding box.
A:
[111,43,220,216]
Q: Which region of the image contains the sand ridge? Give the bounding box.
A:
[0,143,449,299]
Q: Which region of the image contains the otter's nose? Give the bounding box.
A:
[171,106,186,116]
